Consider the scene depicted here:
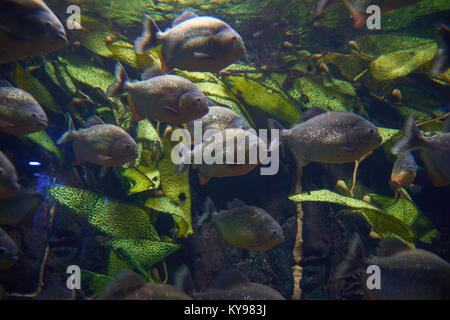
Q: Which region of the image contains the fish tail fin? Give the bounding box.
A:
[173,264,196,296]
[197,196,217,227]
[57,115,76,145]
[333,233,367,279]
[268,118,287,139]
[107,63,129,98]
[391,116,424,155]
[134,14,160,54]
[267,118,285,131]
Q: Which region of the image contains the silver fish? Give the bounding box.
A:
[134,11,246,73]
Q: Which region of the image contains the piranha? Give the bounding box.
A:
[186,106,250,145]
[177,128,273,185]
[392,116,450,187]
[390,151,421,194]
[0,151,20,200]
[174,265,285,300]
[0,0,67,64]
[198,197,284,252]
[57,115,139,167]
[269,107,382,168]
[134,10,246,73]
[0,81,48,136]
[98,269,192,300]
[342,0,422,28]
[335,233,450,299]
[0,228,18,271]
[107,63,209,124]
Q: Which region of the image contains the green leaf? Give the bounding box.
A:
[289,190,414,243]
[158,133,193,238]
[109,238,180,271]
[48,184,158,240]
[20,130,62,161]
[12,64,62,114]
[370,193,437,243]
[118,166,159,195]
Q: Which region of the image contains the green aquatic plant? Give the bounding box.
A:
[118,167,160,195]
[174,68,253,127]
[222,73,301,126]
[369,42,438,81]
[56,53,129,127]
[290,189,415,244]
[48,184,181,278]
[42,57,77,95]
[20,130,63,162]
[48,184,159,239]
[157,130,193,238]
[382,0,450,31]
[12,64,62,114]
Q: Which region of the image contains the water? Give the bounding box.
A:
[0,0,449,300]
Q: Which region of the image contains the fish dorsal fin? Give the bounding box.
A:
[101,269,147,299]
[376,237,411,257]
[226,198,246,209]
[140,65,162,80]
[300,106,327,123]
[0,80,13,87]
[211,269,249,290]
[172,10,199,27]
[85,115,105,127]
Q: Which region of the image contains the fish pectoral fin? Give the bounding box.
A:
[247,241,263,248]
[193,52,213,59]
[0,119,15,128]
[127,95,142,121]
[164,106,180,114]
[96,154,113,162]
[342,145,356,153]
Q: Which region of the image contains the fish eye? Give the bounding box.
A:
[0,247,6,256]
[196,97,201,104]
[272,230,278,235]
[125,145,131,150]
[0,168,3,176]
